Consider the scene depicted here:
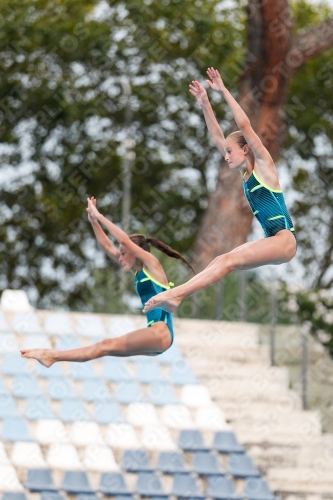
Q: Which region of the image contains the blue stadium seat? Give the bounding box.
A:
[25,397,55,420]
[171,473,204,499]
[35,362,63,378]
[62,471,95,494]
[25,469,57,492]
[103,358,131,382]
[12,375,41,398]
[47,377,76,400]
[192,451,224,476]
[56,337,81,350]
[158,344,182,364]
[44,313,74,336]
[77,495,99,500]
[127,355,156,364]
[2,494,27,500]
[69,361,97,380]
[99,473,130,496]
[135,363,163,384]
[157,452,188,474]
[58,398,89,422]
[2,416,33,441]
[40,493,64,500]
[136,473,167,498]
[81,378,110,402]
[243,478,276,500]
[0,394,20,418]
[213,431,245,454]
[227,454,260,478]
[148,381,179,405]
[178,430,209,452]
[1,354,30,376]
[168,362,198,385]
[121,450,153,472]
[115,381,143,404]
[94,400,124,424]
[0,311,11,333]
[206,476,242,500]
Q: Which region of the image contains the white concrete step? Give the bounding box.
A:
[268,467,333,495]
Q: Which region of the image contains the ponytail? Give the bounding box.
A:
[129,234,195,274]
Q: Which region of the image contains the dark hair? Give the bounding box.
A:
[227,131,254,161]
[129,233,195,274]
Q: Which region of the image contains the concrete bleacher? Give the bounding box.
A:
[0,292,332,500]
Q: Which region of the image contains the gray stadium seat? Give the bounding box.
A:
[77,495,99,500]
[56,336,81,350]
[178,430,209,452]
[1,354,29,376]
[135,363,163,383]
[243,478,276,500]
[58,398,89,422]
[148,381,179,405]
[12,312,42,335]
[0,394,20,418]
[121,450,153,472]
[171,473,204,499]
[12,375,41,398]
[40,493,64,500]
[158,344,182,364]
[115,381,143,404]
[213,431,245,454]
[157,452,188,474]
[44,313,74,336]
[227,454,260,478]
[81,378,110,402]
[99,473,130,496]
[94,400,124,424]
[2,416,33,441]
[25,469,57,492]
[2,494,27,500]
[35,362,63,378]
[103,358,131,382]
[47,377,76,400]
[62,471,95,494]
[136,473,167,498]
[25,396,55,420]
[68,361,97,380]
[192,451,224,476]
[168,362,198,385]
[206,476,242,500]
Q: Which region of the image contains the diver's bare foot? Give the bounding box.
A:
[143,290,183,313]
[20,349,56,368]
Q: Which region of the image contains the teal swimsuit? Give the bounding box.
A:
[243,170,297,242]
[134,268,174,346]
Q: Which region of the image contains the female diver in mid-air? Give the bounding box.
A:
[21,198,194,366]
[143,67,297,314]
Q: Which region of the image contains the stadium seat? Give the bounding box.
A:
[62,471,94,494]
[157,452,188,474]
[160,404,194,429]
[47,377,76,400]
[171,473,204,499]
[109,317,136,337]
[94,400,124,424]
[35,419,69,444]
[168,361,198,385]
[121,450,153,472]
[69,421,104,446]
[0,312,11,333]
[40,494,64,500]
[243,478,276,500]
[68,361,97,380]
[35,362,63,378]
[1,354,30,376]
[141,425,177,451]
[25,396,55,420]
[0,394,20,418]
[11,442,46,468]
[81,378,110,402]
[83,445,119,472]
[44,313,74,336]
[99,472,130,496]
[178,430,208,452]
[0,466,23,492]
[227,454,260,478]
[135,362,163,383]
[148,381,179,405]
[2,494,26,500]
[24,469,57,492]
[127,355,156,364]
[56,336,81,350]
[58,398,89,422]
[158,343,182,364]
[77,495,99,500]
[195,405,228,431]
[192,451,224,476]
[105,423,140,449]
[12,375,42,398]
[103,358,132,382]
[0,333,18,354]
[2,417,33,442]
[180,385,211,407]
[12,312,42,335]
[213,431,245,454]
[76,315,106,337]
[21,335,51,349]
[206,476,242,500]
[136,473,167,498]
[0,442,10,464]
[115,381,144,404]
[126,402,159,426]
[46,444,82,470]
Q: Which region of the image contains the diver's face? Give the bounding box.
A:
[118,245,138,271]
[224,138,247,169]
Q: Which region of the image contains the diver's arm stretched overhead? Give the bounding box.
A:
[88,198,120,264]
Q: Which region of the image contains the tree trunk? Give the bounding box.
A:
[191,0,333,271]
